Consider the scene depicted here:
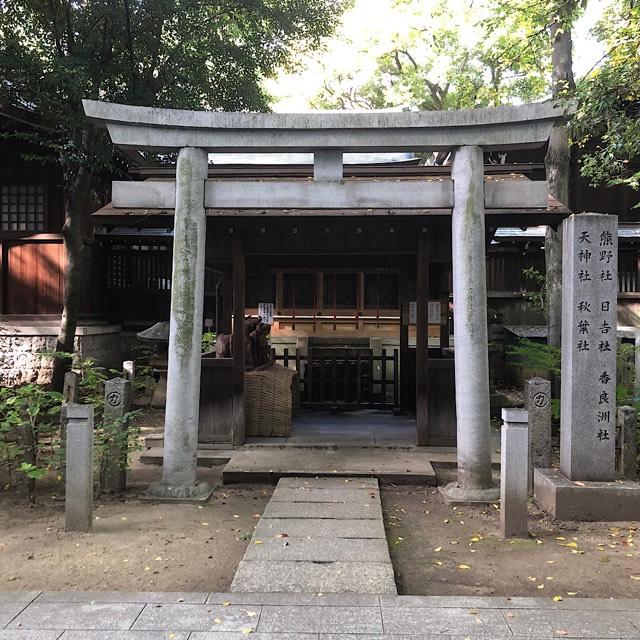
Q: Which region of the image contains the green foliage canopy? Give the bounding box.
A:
[572,0,640,194]
[312,0,554,111]
[0,0,351,180]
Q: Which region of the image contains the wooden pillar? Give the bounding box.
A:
[399,270,411,413]
[220,273,233,334]
[416,231,429,445]
[232,232,245,446]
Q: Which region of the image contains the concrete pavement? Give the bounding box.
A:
[2,591,640,638]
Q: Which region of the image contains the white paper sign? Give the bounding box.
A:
[428,301,441,325]
[409,301,442,325]
[258,302,274,325]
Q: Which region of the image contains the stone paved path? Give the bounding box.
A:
[230,477,397,594]
[2,591,640,638]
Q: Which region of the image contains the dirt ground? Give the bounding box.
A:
[382,483,640,598]
[1,404,639,597]
[0,460,272,592]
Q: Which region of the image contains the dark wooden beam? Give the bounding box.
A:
[416,231,429,445]
[232,232,245,446]
[399,272,411,413]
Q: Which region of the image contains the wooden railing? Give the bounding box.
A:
[271,347,399,410]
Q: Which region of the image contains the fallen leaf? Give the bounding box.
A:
[241,628,253,635]
[214,618,222,625]
[458,564,471,570]
[434,547,442,552]
[630,575,640,580]
[553,596,563,602]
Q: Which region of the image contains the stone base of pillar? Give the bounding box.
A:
[534,468,640,521]
[439,481,500,505]
[143,480,214,503]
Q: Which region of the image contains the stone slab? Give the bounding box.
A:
[379,595,558,609]
[0,603,30,627]
[206,593,379,606]
[262,501,381,520]
[7,602,144,630]
[132,604,260,632]
[140,447,231,467]
[503,607,640,637]
[277,477,379,489]
[190,635,315,640]
[230,561,397,594]
[382,606,512,636]
[36,591,208,604]
[0,633,62,640]
[254,517,386,539]
[0,592,40,606]
[222,448,436,485]
[257,604,383,634]
[271,487,380,504]
[61,633,189,639]
[244,537,390,562]
[534,468,640,521]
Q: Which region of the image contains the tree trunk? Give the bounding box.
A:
[51,165,91,392]
[545,11,575,206]
[545,5,576,356]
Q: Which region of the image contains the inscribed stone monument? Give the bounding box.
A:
[560,213,618,481]
[524,377,551,492]
[100,377,132,493]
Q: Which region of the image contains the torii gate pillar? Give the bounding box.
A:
[440,145,500,504]
[147,147,213,502]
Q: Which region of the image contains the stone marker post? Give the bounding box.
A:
[617,406,638,481]
[147,147,213,502]
[524,377,552,494]
[100,377,132,493]
[65,404,94,532]
[560,213,618,481]
[441,145,498,503]
[59,371,80,480]
[500,408,529,538]
[123,360,136,382]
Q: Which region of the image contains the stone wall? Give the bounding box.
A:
[0,323,122,387]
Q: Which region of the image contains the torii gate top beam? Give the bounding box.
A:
[82,99,567,154]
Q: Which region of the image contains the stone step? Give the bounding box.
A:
[222,447,436,485]
[140,447,232,467]
[143,433,234,450]
[230,476,397,595]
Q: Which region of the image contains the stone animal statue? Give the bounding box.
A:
[214,333,232,358]
[214,317,271,369]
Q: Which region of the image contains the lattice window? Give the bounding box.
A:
[0,184,46,231]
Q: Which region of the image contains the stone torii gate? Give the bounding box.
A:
[84,99,567,502]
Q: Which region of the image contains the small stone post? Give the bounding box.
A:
[65,404,94,532]
[500,408,529,538]
[146,146,213,502]
[617,406,638,481]
[123,360,136,382]
[59,371,80,480]
[524,377,552,493]
[441,145,499,503]
[560,213,618,481]
[100,377,132,493]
